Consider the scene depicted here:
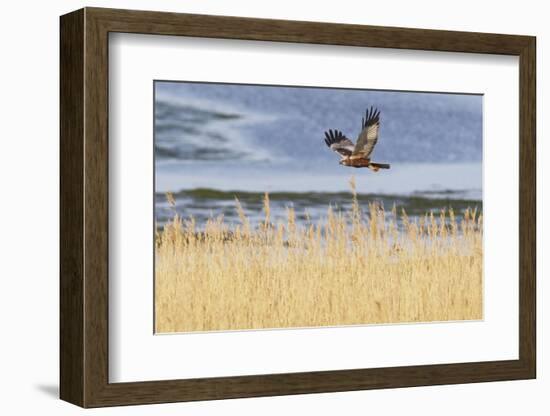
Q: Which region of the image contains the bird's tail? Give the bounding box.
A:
[370,162,391,170]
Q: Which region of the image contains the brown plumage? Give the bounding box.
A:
[324,107,390,171]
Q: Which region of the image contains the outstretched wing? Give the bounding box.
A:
[324,129,355,158]
[352,107,380,158]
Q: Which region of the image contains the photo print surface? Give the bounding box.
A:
[154,81,483,334]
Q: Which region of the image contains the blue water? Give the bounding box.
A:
[154,81,482,226]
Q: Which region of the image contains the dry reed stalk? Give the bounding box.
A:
[155,186,483,333]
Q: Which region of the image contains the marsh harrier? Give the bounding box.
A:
[324,107,390,171]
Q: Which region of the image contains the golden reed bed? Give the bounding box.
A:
[155,179,483,333]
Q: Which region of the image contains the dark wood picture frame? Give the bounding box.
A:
[60,7,536,408]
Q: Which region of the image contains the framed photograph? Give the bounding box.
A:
[60,7,536,408]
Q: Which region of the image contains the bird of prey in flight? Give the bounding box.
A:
[324,107,390,171]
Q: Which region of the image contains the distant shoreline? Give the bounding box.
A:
[154,187,482,228]
[156,162,482,197]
